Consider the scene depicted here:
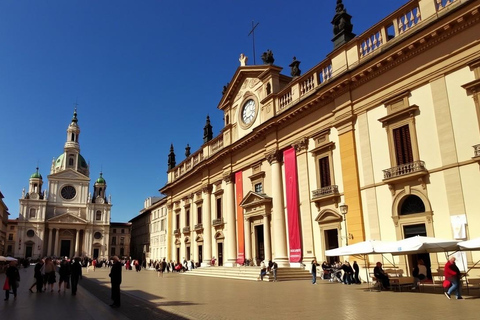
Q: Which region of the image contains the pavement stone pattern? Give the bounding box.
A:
[2,266,480,319]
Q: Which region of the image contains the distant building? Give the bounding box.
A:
[5,219,17,257]
[0,191,9,255]
[129,198,155,263]
[159,0,480,276]
[109,222,132,258]
[148,197,169,264]
[14,110,113,260]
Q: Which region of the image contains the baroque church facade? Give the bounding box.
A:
[159,0,480,274]
[15,110,112,260]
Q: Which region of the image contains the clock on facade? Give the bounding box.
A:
[241,99,256,125]
[60,185,76,200]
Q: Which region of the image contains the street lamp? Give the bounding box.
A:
[339,203,349,246]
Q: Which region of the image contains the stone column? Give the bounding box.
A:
[244,218,252,264]
[202,184,213,266]
[223,172,237,267]
[48,228,53,256]
[53,228,60,257]
[266,150,289,267]
[75,229,80,256]
[292,138,315,262]
[263,214,272,262]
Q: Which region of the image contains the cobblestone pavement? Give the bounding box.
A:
[2,266,480,320]
[82,267,480,320]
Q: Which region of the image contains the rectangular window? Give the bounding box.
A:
[8,234,13,241]
[254,183,263,193]
[161,219,165,231]
[110,247,116,256]
[120,237,125,245]
[113,229,116,233]
[185,208,190,226]
[318,156,331,188]
[96,211,102,220]
[176,213,180,229]
[216,197,222,219]
[197,207,202,224]
[111,237,116,245]
[7,245,12,253]
[121,229,124,234]
[393,125,414,165]
[120,247,125,257]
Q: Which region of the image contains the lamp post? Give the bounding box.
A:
[339,203,349,246]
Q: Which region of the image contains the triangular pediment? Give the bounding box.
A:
[217,65,282,111]
[48,212,87,224]
[48,168,89,181]
[239,191,272,208]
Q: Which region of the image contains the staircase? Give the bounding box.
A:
[181,266,312,282]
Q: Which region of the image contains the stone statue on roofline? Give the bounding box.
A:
[289,57,301,77]
[261,49,275,65]
[239,53,248,66]
[331,0,355,49]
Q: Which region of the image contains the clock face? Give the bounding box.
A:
[60,185,76,200]
[242,99,256,125]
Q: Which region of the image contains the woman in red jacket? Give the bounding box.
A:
[444,257,463,300]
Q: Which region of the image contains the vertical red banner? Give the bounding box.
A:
[235,171,245,265]
[284,147,302,262]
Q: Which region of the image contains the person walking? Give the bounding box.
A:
[412,259,427,290]
[353,261,361,284]
[58,257,71,292]
[311,259,320,284]
[444,257,463,300]
[109,256,122,307]
[30,259,44,293]
[70,257,82,296]
[4,261,20,300]
[44,257,56,292]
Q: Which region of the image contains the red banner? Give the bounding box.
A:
[235,171,245,265]
[284,147,302,262]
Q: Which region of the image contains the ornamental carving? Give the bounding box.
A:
[292,138,309,153]
[202,184,213,194]
[265,150,282,164]
[223,172,234,183]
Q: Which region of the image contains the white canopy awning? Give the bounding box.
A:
[458,237,480,250]
[325,240,390,256]
[373,236,459,255]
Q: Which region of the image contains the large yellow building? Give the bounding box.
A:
[160,0,480,274]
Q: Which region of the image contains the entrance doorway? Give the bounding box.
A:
[217,242,223,266]
[254,225,265,264]
[60,240,71,258]
[198,245,203,265]
[404,223,432,279]
[93,248,99,259]
[324,229,339,265]
[25,245,33,258]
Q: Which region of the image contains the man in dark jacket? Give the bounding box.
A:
[109,256,122,307]
[70,257,83,296]
[4,261,20,300]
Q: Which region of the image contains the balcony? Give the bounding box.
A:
[212,218,224,227]
[311,185,340,208]
[182,226,191,234]
[173,229,180,236]
[194,223,203,231]
[383,160,428,184]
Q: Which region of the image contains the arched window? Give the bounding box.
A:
[400,195,425,215]
[29,208,36,218]
[68,157,74,166]
[96,210,102,220]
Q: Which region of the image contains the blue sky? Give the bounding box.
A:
[0,0,408,222]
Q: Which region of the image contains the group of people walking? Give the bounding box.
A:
[28,257,83,295]
[312,260,361,285]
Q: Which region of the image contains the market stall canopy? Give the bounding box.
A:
[458,237,480,250]
[374,236,459,255]
[325,240,390,256]
[0,256,17,262]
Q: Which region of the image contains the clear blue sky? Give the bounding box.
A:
[0,0,408,222]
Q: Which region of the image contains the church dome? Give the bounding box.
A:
[95,172,106,184]
[30,168,42,179]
